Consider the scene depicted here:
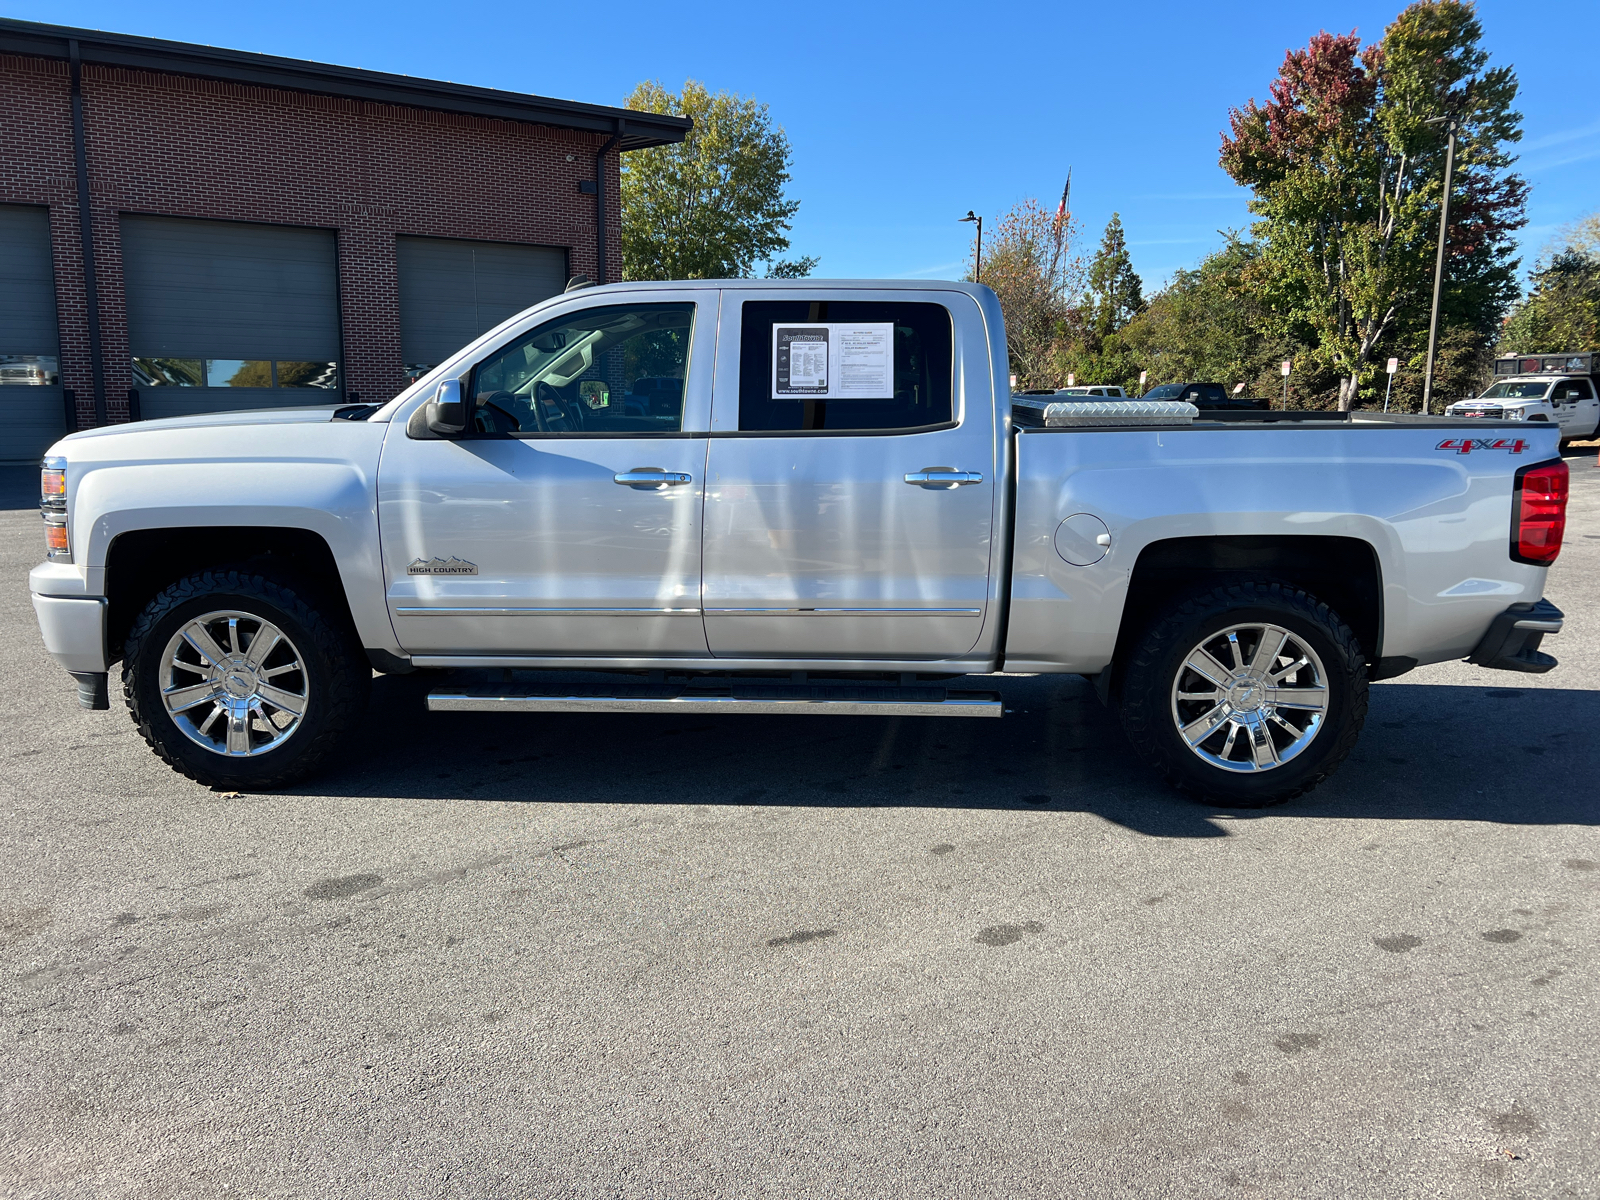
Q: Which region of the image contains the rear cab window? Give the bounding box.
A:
[734,300,953,432]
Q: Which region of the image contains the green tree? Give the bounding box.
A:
[1498,229,1600,355]
[620,80,815,281]
[1050,213,1148,389]
[1220,2,1526,410]
[1119,236,1312,398]
[1085,213,1145,339]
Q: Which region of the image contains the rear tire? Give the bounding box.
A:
[1118,580,1367,807]
[123,569,370,789]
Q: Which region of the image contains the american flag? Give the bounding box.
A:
[1048,169,1071,280]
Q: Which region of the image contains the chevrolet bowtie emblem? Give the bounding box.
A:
[407,556,478,576]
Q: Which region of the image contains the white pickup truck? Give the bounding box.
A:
[29,281,1571,807]
[1445,351,1600,442]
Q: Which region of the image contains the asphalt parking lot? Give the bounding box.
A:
[2,451,1598,1200]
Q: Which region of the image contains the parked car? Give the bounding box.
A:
[30,280,1567,808]
[1016,386,1128,399]
[1446,352,1599,443]
[1143,381,1269,410]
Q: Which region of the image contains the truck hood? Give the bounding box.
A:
[58,405,356,443]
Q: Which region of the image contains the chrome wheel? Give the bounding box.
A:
[1170,622,1328,773]
[160,610,309,757]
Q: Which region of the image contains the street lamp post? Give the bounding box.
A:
[1422,114,1461,416]
[960,211,982,282]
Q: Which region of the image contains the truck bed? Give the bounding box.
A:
[1003,415,1558,677]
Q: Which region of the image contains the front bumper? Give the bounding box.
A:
[1466,599,1563,673]
[31,592,111,711]
[31,592,108,674]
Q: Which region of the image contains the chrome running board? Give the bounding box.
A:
[427,681,1003,718]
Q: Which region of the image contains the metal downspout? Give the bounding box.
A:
[594,120,622,284]
[67,39,107,427]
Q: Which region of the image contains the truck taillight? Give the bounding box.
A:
[1510,459,1568,565]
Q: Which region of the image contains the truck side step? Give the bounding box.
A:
[426,680,1003,718]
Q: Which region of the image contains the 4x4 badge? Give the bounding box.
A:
[407,556,478,576]
[1436,438,1528,455]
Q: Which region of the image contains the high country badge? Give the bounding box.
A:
[407,556,478,576]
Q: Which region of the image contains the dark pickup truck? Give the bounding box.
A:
[1143,382,1269,410]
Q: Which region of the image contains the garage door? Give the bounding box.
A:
[397,235,567,377]
[122,216,342,420]
[0,204,66,465]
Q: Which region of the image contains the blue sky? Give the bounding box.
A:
[10,0,1598,290]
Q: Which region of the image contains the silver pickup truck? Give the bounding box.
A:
[29,280,1570,807]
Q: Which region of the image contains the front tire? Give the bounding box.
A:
[1118,580,1367,807]
[123,569,370,789]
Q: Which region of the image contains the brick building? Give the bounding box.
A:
[0,17,689,463]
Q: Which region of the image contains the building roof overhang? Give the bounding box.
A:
[0,16,691,150]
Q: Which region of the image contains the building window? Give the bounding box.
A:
[0,355,60,386]
[132,358,202,386]
[133,358,340,389]
[276,361,340,389]
[206,360,273,387]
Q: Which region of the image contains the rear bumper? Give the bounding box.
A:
[31,592,108,674]
[1466,599,1563,674]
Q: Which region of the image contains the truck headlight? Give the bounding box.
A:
[41,456,69,561]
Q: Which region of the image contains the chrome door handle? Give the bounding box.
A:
[614,469,692,489]
[904,468,984,488]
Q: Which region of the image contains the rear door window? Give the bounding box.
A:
[736,300,952,432]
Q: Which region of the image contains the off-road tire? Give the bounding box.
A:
[1118,580,1368,808]
[123,569,370,789]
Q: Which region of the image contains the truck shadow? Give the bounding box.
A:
[306,672,1600,838]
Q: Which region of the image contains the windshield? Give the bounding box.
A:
[1479,381,1551,400]
[1144,383,1183,400]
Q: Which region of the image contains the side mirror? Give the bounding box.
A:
[425,379,466,435]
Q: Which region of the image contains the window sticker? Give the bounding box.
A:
[771,322,894,400]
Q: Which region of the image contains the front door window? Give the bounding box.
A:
[471,303,693,435]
